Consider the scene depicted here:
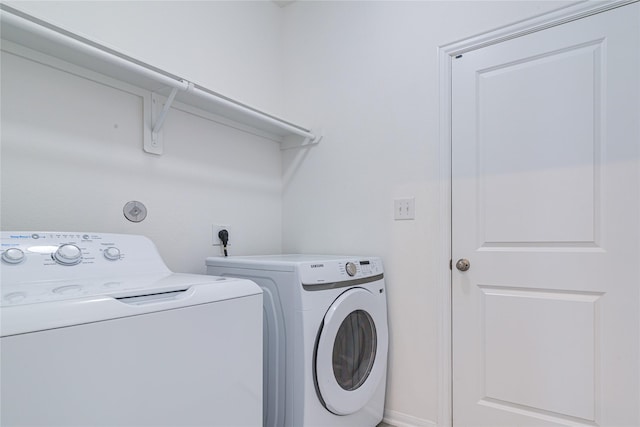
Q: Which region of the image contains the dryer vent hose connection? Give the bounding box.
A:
[218,229,229,257]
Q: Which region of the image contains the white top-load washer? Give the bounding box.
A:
[1,231,262,427]
[206,254,388,427]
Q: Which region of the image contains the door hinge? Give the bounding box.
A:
[449,259,453,270]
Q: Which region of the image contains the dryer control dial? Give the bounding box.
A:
[345,262,357,277]
[53,244,82,266]
[2,248,25,264]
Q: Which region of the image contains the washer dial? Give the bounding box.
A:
[2,248,25,264]
[103,247,121,261]
[345,262,357,277]
[53,244,82,266]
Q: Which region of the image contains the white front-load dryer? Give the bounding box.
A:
[206,255,388,427]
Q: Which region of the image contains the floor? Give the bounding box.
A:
[377,423,394,427]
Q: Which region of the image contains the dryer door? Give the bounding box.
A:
[314,286,388,415]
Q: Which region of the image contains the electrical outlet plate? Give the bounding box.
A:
[394,198,415,220]
[212,224,231,246]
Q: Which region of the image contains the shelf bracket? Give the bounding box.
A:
[152,86,179,137]
[280,130,323,150]
[145,88,178,155]
[145,82,193,155]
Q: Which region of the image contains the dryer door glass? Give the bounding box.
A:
[332,309,377,391]
[315,286,388,415]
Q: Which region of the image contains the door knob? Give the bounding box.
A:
[456,258,470,272]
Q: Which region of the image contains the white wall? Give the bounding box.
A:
[280,1,574,425]
[1,1,286,273]
[2,1,577,425]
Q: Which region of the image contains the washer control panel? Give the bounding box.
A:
[1,232,170,285]
[2,233,124,267]
[300,257,383,285]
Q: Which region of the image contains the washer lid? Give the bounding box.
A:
[315,287,388,415]
[1,272,256,306]
[1,274,262,337]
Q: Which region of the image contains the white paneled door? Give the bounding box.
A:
[452,3,639,426]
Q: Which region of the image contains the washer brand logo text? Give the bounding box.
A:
[310,264,324,268]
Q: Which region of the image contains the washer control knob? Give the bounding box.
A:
[2,248,25,264]
[103,247,121,261]
[5,292,27,303]
[345,262,357,277]
[53,244,82,266]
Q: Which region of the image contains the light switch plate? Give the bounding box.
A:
[394,198,415,220]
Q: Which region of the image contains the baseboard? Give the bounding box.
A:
[383,409,437,427]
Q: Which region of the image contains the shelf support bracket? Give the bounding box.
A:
[152,86,179,137]
[280,130,323,150]
[145,88,179,155]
